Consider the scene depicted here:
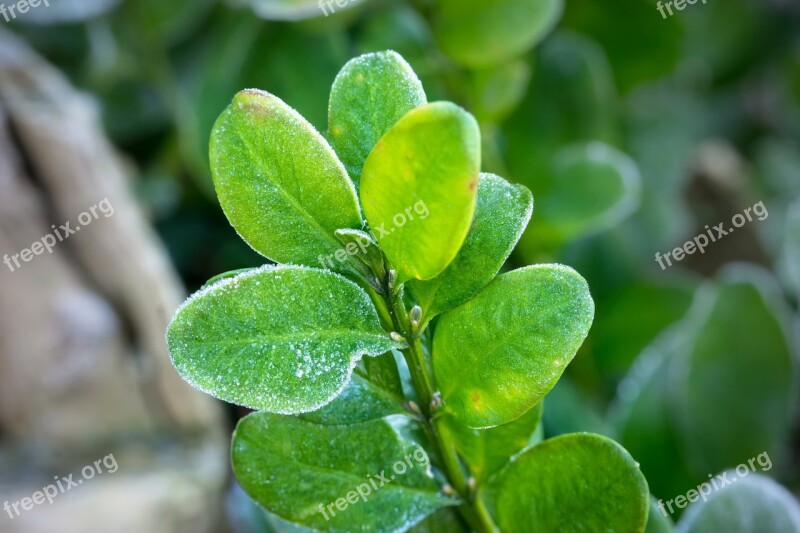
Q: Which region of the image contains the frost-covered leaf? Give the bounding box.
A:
[232,412,455,531]
[676,474,800,533]
[360,102,480,283]
[203,268,255,288]
[432,0,563,68]
[485,433,649,531]
[433,265,594,428]
[328,51,426,188]
[210,89,362,270]
[408,173,532,324]
[167,265,399,414]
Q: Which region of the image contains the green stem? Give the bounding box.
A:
[383,288,497,533]
[388,294,434,411]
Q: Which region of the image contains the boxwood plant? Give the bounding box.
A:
[167,51,650,532]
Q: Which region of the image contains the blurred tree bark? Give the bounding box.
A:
[0,29,229,533]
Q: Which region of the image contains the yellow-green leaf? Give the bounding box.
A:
[433,265,594,428]
[360,102,480,283]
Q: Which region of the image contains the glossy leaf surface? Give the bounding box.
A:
[360,102,480,283]
[433,264,594,428]
[210,89,362,269]
[167,265,398,414]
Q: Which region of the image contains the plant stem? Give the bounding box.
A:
[388,295,434,411]
[383,288,497,533]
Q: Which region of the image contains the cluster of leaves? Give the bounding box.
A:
[166,50,652,531]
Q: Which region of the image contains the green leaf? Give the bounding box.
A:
[432,0,563,68]
[505,32,618,178]
[562,0,683,92]
[528,142,641,248]
[676,473,800,533]
[126,0,215,45]
[328,50,427,188]
[614,267,797,500]
[360,101,481,283]
[591,280,694,383]
[332,228,386,279]
[441,401,543,483]
[541,378,612,438]
[244,0,368,20]
[408,173,532,324]
[466,60,531,125]
[486,433,649,531]
[299,373,405,425]
[210,89,362,270]
[166,265,399,414]
[232,412,455,531]
[358,351,405,398]
[409,508,467,532]
[433,264,594,428]
[647,496,675,533]
[203,268,256,288]
[613,329,700,500]
[673,267,795,475]
[354,6,436,90]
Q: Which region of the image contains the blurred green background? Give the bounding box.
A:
[1,0,799,531]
